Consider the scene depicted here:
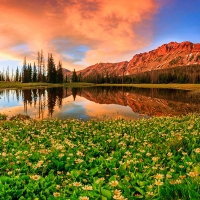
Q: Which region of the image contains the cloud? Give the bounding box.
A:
[0,0,159,70]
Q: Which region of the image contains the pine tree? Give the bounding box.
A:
[19,72,22,82]
[22,57,27,83]
[71,69,78,82]
[33,62,37,82]
[47,53,57,83]
[65,75,68,83]
[6,66,10,81]
[56,61,63,83]
[27,63,32,82]
[78,72,82,82]
[15,67,19,82]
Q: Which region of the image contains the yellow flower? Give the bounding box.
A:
[113,189,121,196]
[152,157,159,162]
[146,192,154,196]
[73,182,82,187]
[167,152,172,157]
[75,158,84,164]
[79,197,89,200]
[8,171,12,175]
[154,173,164,179]
[82,185,93,190]
[56,185,61,190]
[109,180,118,187]
[155,180,163,186]
[76,151,84,157]
[30,175,40,181]
[170,179,182,185]
[188,171,198,178]
[146,153,151,156]
[113,195,127,200]
[194,148,200,153]
[166,174,172,179]
[53,192,60,197]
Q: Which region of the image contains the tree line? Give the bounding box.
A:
[81,64,200,84]
[2,53,200,84]
[0,51,64,83]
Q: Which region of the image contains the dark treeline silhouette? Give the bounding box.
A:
[82,64,200,84]
[0,51,64,83]
[2,53,200,84]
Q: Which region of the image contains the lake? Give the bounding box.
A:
[0,86,200,120]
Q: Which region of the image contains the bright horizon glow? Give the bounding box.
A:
[0,0,200,72]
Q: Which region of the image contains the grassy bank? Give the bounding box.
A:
[0,115,199,199]
[0,82,63,89]
[96,83,200,91]
[2,82,200,91]
[0,82,95,89]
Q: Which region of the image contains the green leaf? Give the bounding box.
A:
[133,186,145,195]
[101,188,112,200]
[108,175,116,182]
[71,170,79,179]
[101,196,107,200]
[89,167,99,176]
[193,165,200,174]
[0,176,10,184]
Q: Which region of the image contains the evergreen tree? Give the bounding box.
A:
[33,62,37,82]
[15,67,19,82]
[47,53,57,83]
[71,69,78,82]
[22,57,27,83]
[6,66,10,81]
[27,63,32,82]
[19,72,22,82]
[78,72,82,82]
[56,61,63,83]
[65,75,68,83]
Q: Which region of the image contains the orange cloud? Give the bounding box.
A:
[0,0,159,70]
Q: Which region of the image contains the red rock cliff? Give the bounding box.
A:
[75,41,200,78]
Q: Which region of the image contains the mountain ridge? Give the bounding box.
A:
[64,41,200,78]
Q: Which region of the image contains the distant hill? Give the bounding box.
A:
[76,41,200,78]
[62,68,71,77]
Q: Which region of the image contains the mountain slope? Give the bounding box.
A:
[78,41,200,78]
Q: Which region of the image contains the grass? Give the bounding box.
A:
[96,83,200,91]
[2,81,200,91]
[0,82,63,89]
[0,82,95,89]
[0,114,199,199]
[63,82,95,88]
[0,113,7,120]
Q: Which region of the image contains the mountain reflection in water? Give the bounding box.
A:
[0,87,200,120]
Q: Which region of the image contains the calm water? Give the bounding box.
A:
[0,87,200,120]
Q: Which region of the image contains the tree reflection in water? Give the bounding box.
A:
[0,87,200,119]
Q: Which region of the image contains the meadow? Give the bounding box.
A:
[0,114,199,199]
[2,81,200,92]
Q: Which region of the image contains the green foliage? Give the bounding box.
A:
[47,53,57,83]
[0,113,7,120]
[56,61,64,83]
[0,115,200,199]
[71,69,78,82]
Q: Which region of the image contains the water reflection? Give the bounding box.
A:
[0,87,200,120]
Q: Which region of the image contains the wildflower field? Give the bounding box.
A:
[0,115,199,200]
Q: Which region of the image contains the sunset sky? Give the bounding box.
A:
[0,0,200,72]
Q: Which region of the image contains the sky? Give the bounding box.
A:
[0,0,200,72]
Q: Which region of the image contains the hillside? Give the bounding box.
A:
[74,41,200,78]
